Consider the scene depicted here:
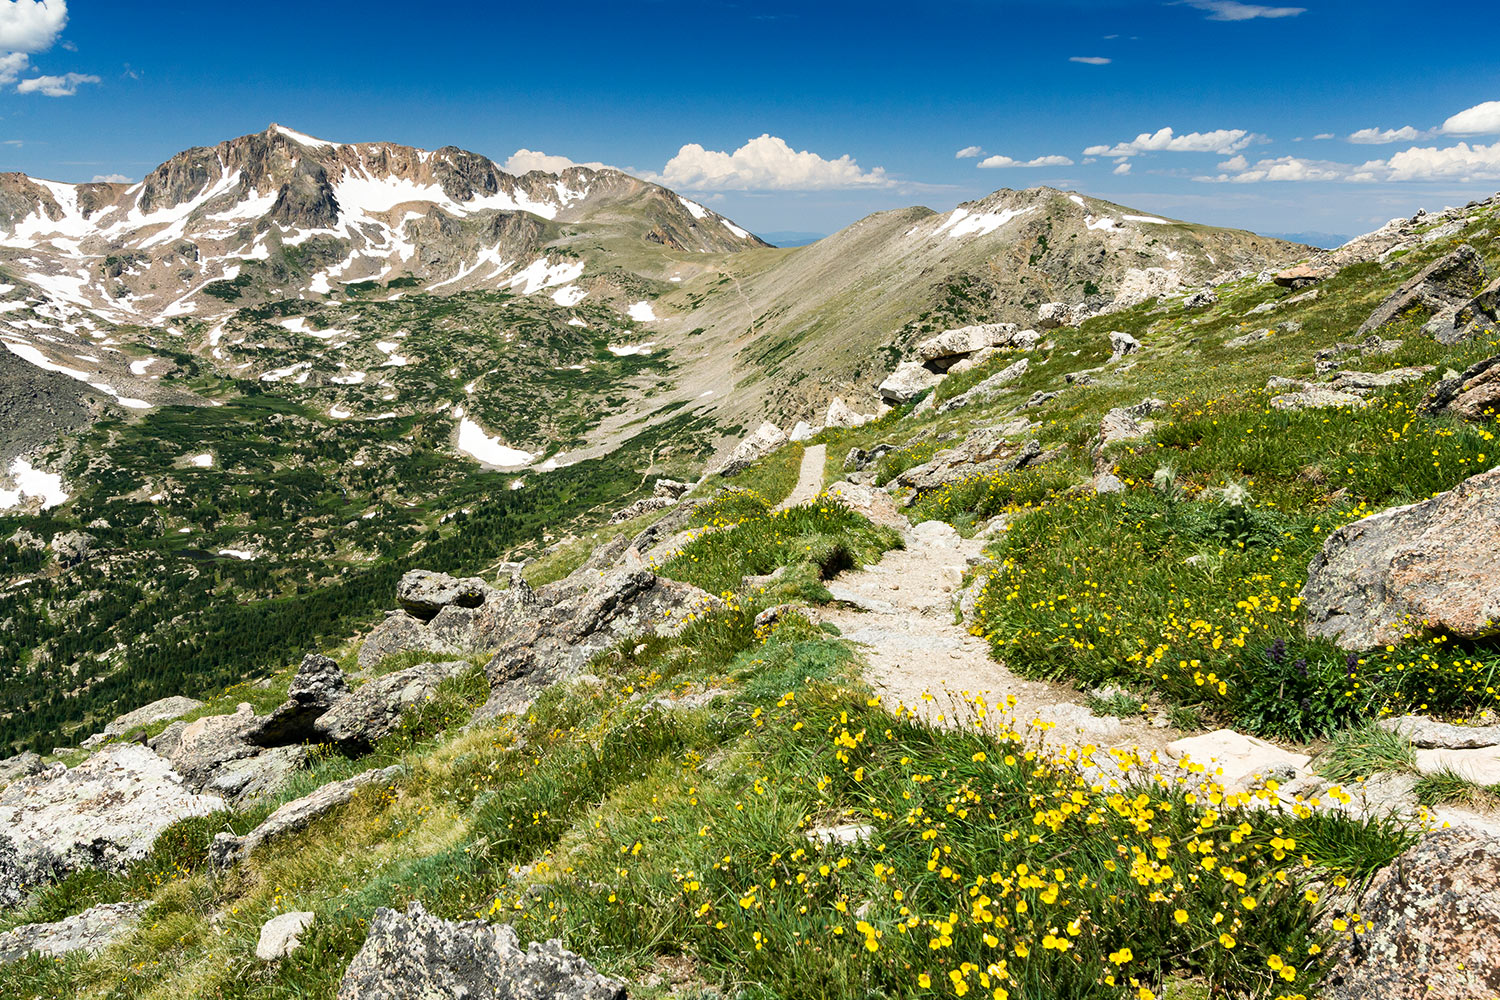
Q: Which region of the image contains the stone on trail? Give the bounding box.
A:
[1377,714,1500,749]
[335,901,625,1000]
[1165,729,1311,792]
[1413,746,1500,786]
[910,520,961,548]
[1301,465,1500,650]
[1325,827,1500,1000]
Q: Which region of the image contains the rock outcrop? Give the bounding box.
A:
[1355,243,1489,342]
[336,901,624,1000]
[0,744,225,902]
[315,660,471,751]
[937,359,1030,413]
[1420,354,1500,422]
[712,421,788,477]
[1326,828,1500,999]
[0,901,147,964]
[1301,465,1500,649]
[877,361,942,404]
[358,570,540,669]
[248,653,352,746]
[893,423,1042,497]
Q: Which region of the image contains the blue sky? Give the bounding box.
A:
[3,0,1498,241]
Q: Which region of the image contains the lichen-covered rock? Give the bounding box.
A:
[336,901,624,1000]
[0,744,225,899]
[212,766,401,868]
[1356,243,1488,339]
[48,530,95,567]
[315,661,472,750]
[1302,465,1500,649]
[1376,714,1500,749]
[1269,387,1368,411]
[248,653,352,746]
[358,579,542,669]
[0,751,44,791]
[894,423,1041,494]
[0,901,146,964]
[204,745,309,805]
[1325,828,1500,999]
[396,570,494,622]
[1108,330,1140,358]
[823,480,907,530]
[149,702,262,786]
[1420,354,1500,422]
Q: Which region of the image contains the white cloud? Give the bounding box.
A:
[0,50,26,84]
[16,71,97,96]
[1379,142,1500,182]
[1069,56,1111,65]
[955,145,984,159]
[977,153,1074,168]
[1085,126,1255,158]
[0,0,67,53]
[1175,1,1306,20]
[502,149,610,175]
[650,134,893,191]
[1311,132,1335,140]
[1196,155,1346,183]
[90,173,130,183]
[1217,154,1249,171]
[1348,125,1425,144]
[1113,161,1132,175]
[1442,100,1500,136]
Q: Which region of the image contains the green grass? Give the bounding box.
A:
[1413,767,1500,809]
[1313,722,1417,784]
[658,493,903,598]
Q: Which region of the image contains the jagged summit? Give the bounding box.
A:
[0,123,768,324]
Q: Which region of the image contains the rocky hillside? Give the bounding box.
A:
[1,179,1499,999]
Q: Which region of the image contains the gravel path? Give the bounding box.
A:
[777,443,826,510]
[818,520,1178,758]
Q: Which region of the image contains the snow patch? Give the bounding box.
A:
[1123,214,1171,225]
[678,197,708,220]
[188,453,213,468]
[550,284,587,307]
[456,417,533,468]
[608,341,656,356]
[627,301,658,322]
[0,458,67,510]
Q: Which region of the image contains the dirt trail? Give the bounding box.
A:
[777,444,826,510]
[819,520,1180,759]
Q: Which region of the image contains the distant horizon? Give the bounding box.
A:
[3,1,1498,240]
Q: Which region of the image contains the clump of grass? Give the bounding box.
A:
[1413,767,1500,808]
[1087,689,1145,719]
[1314,722,1417,783]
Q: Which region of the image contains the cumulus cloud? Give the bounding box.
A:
[1379,142,1500,182]
[651,134,893,191]
[16,70,96,96]
[1113,161,1132,175]
[1196,141,1500,184]
[1174,1,1306,20]
[955,145,984,159]
[0,0,67,52]
[1348,125,1426,144]
[1442,100,1500,136]
[502,149,611,175]
[1196,155,1345,183]
[1085,126,1255,158]
[90,173,130,183]
[1069,56,1111,65]
[0,50,26,84]
[1311,132,1335,140]
[977,153,1074,168]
